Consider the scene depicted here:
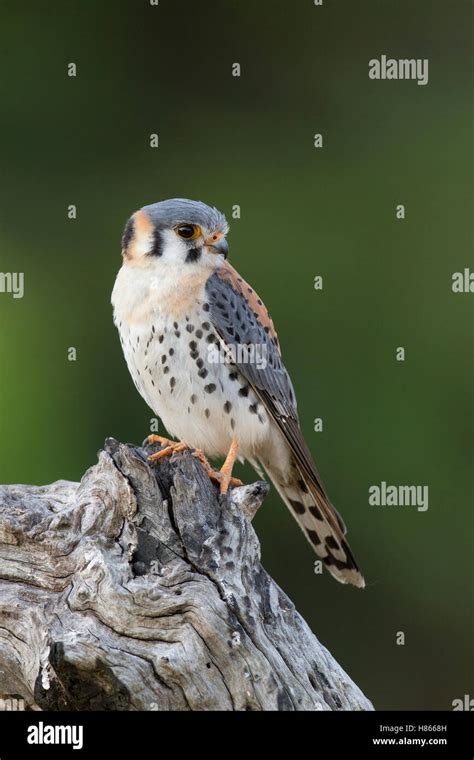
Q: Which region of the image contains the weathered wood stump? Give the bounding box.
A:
[0,438,373,711]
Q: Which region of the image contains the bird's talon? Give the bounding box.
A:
[192,448,242,493]
[147,434,174,447]
[218,474,244,495]
[148,441,188,462]
[191,449,210,468]
[149,440,243,492]
[205,469,242,494]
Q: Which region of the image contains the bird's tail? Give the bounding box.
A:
[262,454,365,588]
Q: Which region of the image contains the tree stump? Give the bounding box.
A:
[0,438,373,711]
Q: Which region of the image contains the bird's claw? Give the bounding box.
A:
[147,434,175,448]
[148,440,188,462]
[147,438,242,494]
[192,450,243,494]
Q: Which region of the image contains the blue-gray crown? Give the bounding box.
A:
[141,198,228,233]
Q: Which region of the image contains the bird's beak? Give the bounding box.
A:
[205,236,229,259]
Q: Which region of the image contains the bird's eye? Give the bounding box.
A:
[176,224,201,240]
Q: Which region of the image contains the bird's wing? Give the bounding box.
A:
[205,262,364,587]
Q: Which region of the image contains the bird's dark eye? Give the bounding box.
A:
[176,224,201,241]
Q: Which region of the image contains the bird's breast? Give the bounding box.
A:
[113,290,270,458]
[111,261,210,327]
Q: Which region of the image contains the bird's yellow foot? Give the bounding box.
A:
[192,440,243,495]
[148,437,189,462]
[147,434,176,448]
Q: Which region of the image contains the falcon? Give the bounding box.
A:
[112,199,364,588]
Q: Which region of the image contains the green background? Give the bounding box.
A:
[0,0,472,710]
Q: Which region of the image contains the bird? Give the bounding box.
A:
[111,198,365,588]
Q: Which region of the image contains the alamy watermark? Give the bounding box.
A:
[27,721,83,750]
[369,55,429,86]
[369,481,429,512]
[0,272,24,298]
[452,694,474,711]
[452,268,474,293]
[0,695,26,710]
[207,342,268,370]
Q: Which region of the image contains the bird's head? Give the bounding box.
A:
[120,198,229,271]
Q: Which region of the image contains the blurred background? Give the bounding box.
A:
[0,0,472,710]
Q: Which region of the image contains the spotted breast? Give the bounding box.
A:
[112,264,270,459]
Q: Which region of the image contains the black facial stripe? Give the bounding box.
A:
[185,247,202,263]
[149,228,163,257]
[122,218,135,250]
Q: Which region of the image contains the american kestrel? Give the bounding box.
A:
[112,199,364,588]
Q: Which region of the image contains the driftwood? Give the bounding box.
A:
[0,437,373,711]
